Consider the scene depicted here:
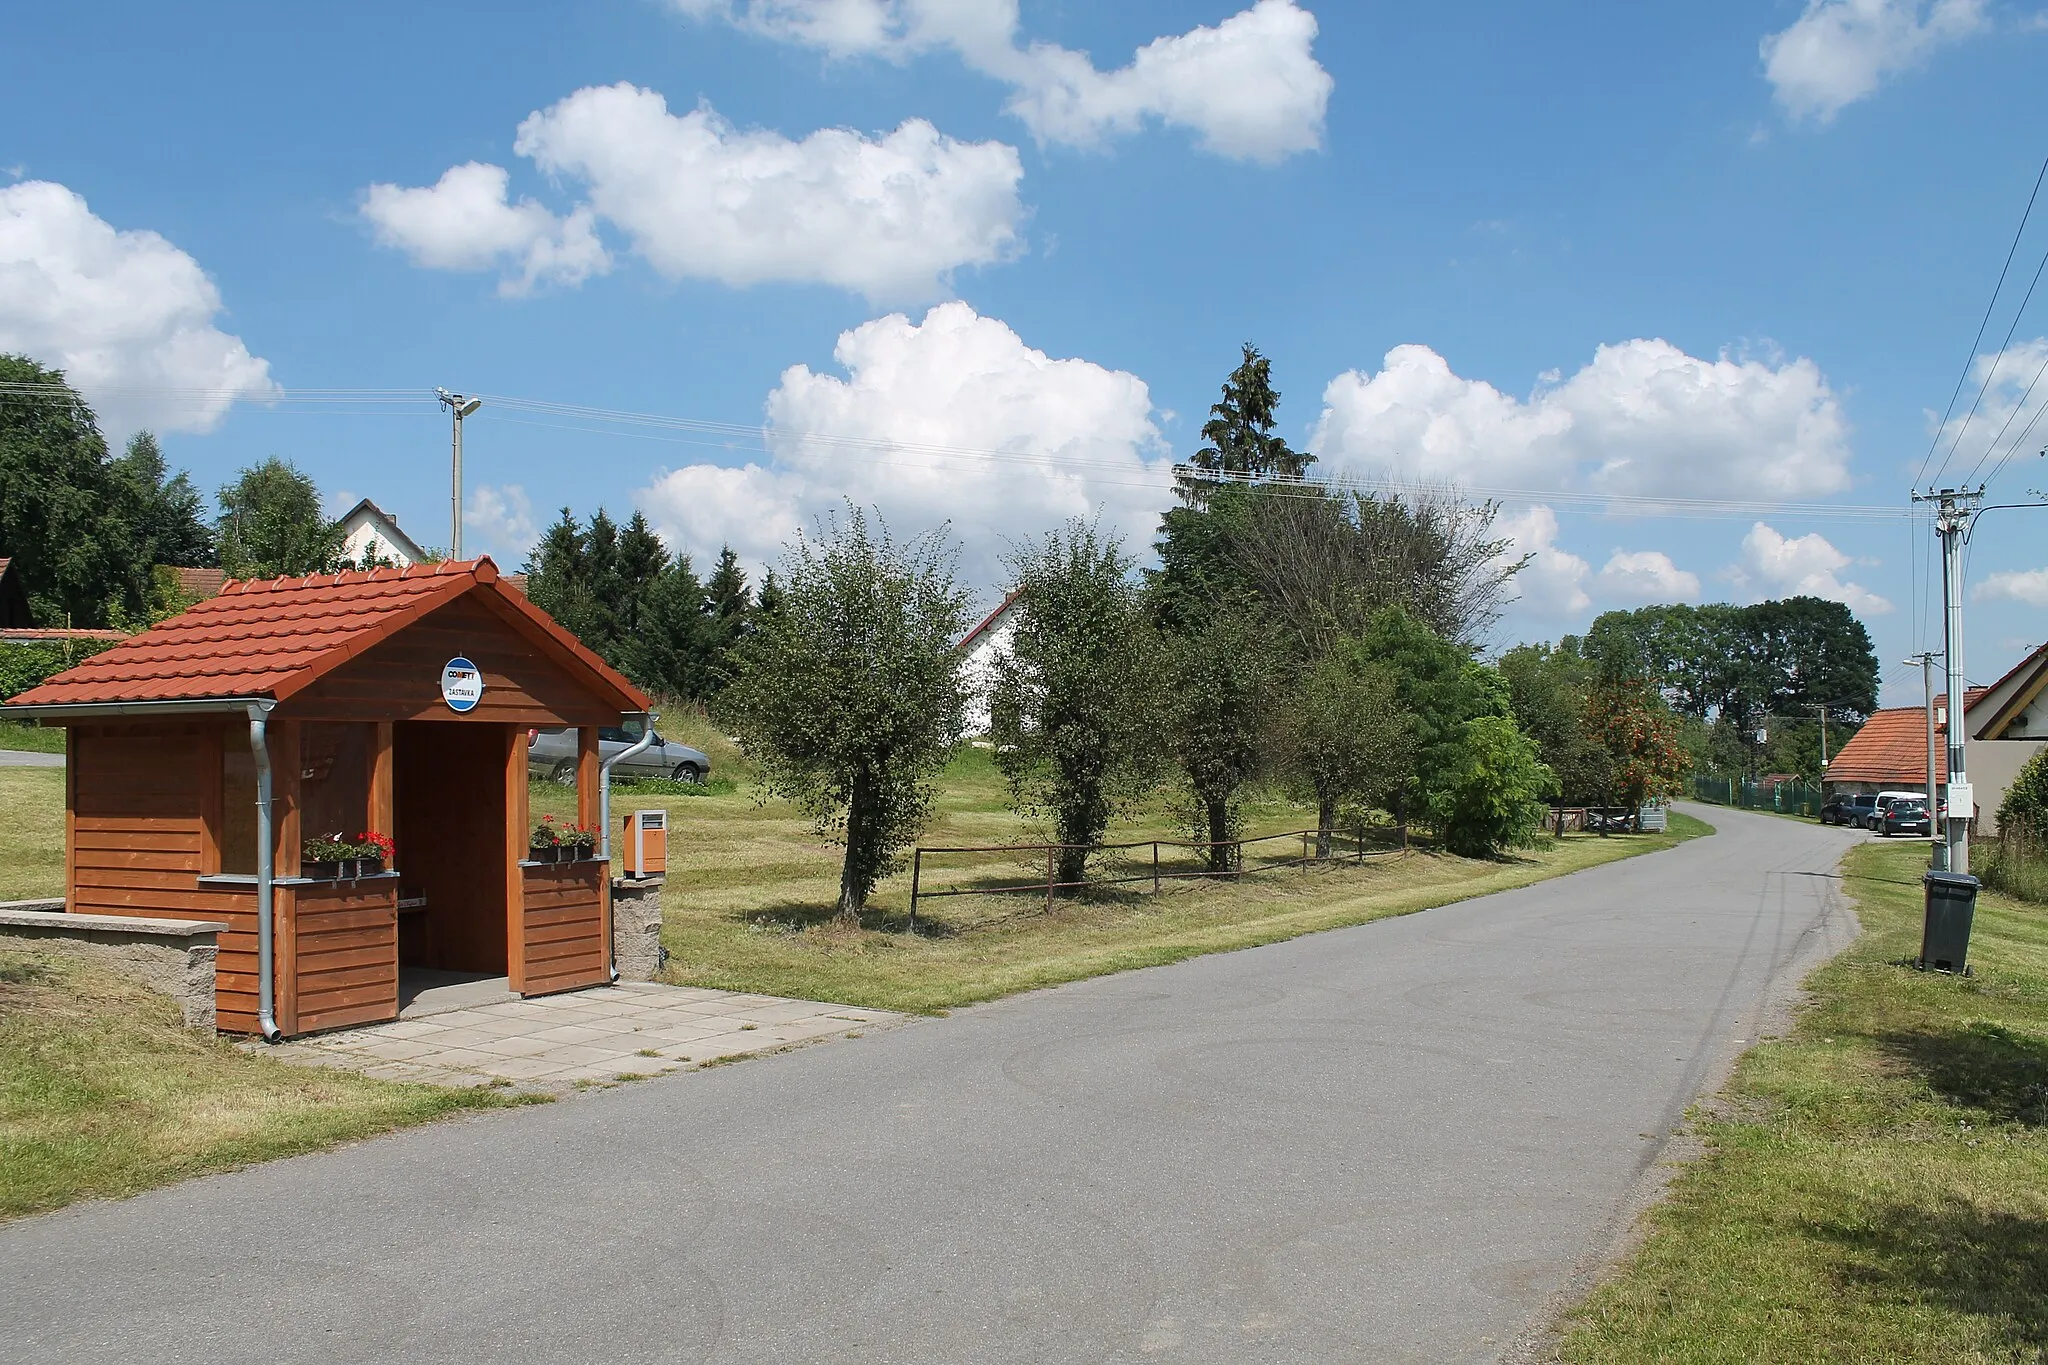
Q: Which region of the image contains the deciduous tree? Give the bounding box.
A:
[718,507,971,920]
[1279,645,1415,856]
[216,458,346,580]
[989,521,1163,886]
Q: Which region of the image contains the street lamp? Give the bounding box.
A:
[437,388,482,559]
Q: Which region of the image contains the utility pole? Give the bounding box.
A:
[1811,703,1829,767]
[1905,651,1945,871]
[1914,487,1983,873]
[436,389,482,560]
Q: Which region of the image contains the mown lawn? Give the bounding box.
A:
[0,722,65,754]
[544,727,1713,1014]
[0,950,527,1221]
[0,768,65,903]
[1556,838,2048,1364]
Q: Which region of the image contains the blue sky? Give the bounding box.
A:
[4,0,2046,704]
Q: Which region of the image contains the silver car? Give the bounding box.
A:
[527,723,710,783]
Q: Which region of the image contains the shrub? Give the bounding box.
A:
[1429,715,1555,858]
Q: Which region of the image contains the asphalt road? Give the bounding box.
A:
[0,805,1859,1364]
[0,748,62,767]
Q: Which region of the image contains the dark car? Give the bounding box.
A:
[1820,793,1877,827]
[1878,802,1932,837]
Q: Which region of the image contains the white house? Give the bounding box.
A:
[337,499,429,569]
[958,589,1022,736]
[1965,640,2048,835]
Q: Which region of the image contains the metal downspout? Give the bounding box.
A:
[599,712,659,984]
[248,703,282,1042]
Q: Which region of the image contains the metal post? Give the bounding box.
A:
[438,389,482,560]
[1152,841,1159,894]
[910,848,921,932]
[1046,846,1055,914]
[1917,488,1982,874]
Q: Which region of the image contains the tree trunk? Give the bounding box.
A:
[1056,844,1088,890]
[838,768,871,922]
[1315,789,1335,860]
[1207,797,1232,874]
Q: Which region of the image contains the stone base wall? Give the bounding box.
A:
[611,878,665,982]
[0,902,227,1030]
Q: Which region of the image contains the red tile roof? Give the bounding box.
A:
[1823,690,1986,786]
[167,566,227,601]
[3,557,649,711]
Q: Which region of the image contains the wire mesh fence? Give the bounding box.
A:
[908,827,1406,926]
[1691,774,1823,818]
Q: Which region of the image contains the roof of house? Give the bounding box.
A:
[337,498,428,563]
[959,588,1023,651]
[1969,640,2048,740]
[0,628,129,644]
[3,557,649,712]
[166,566,227,601]
[1822,690,1986,786]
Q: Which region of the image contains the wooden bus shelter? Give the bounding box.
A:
[4,558,653,1040]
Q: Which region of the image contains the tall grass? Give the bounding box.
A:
[1977,827,2048,904]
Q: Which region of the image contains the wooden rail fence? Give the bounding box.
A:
[908,828,1403,928]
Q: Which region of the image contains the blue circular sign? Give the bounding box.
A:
[440,657,484,713]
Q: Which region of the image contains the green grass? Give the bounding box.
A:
[0,722,64,754]
[0,949,528,1221]
[570,746,1712,1014]
[1556,839,2048,1364]
[0,768,65,902]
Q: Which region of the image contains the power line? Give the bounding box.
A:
[1960,243,2048,486]
[1919,151,2048,490]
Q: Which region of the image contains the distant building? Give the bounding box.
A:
[958,589,1022,736]
[1822,692,1981,798]
[337,499,429,568]
[1965,642,2048,835]
[165,567,226,602]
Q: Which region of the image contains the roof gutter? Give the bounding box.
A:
[0,696,277,721]
[247,701,283,1042]
[599,712,659,985]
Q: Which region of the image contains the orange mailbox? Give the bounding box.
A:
[623,809,667,878]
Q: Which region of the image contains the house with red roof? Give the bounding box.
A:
[4,557,651,1040]
[1821,689,1984,800]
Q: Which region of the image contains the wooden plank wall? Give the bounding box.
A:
[69,722,266,1032]
[287,881,399,1034]
[282,595,618,727]
[519,863,608,996]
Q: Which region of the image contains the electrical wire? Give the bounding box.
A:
[1920,153,2048,489]
[1961,244,2048,487]
[1973,345,2048,495]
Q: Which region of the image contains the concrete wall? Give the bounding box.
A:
[1965,735,2047,836]
[610,878,665,982]
[0,902,228,1030]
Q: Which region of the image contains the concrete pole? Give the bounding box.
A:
[1935,494,1975,874]
[451,404,464,561]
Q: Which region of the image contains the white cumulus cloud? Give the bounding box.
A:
[1310,339,1853,502]
[361,162,611,296]
[1494,505,1592,620]
[365,85,1025,302]
[1595,549,1701,604]
[465,483,540,561]
[1730,522,1892,615]
[0,179,277,436]
[1974,566,2048,606]
[675,0,1332,162]
[1761,0,1988,121]
[1929,338,2048,481]
[637,301,1172,582]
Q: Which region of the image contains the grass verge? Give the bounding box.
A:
[0,949,528,1221]
[0,768,65,902]
[1556,838,2048,1364]
[609,746,1712,1014]
[0,722,64,755]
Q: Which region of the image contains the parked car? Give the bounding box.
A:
[1878,801,1932,837]
[526,723,710,784]
[1820,793,1878,827]
[1874,790,1929,825]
